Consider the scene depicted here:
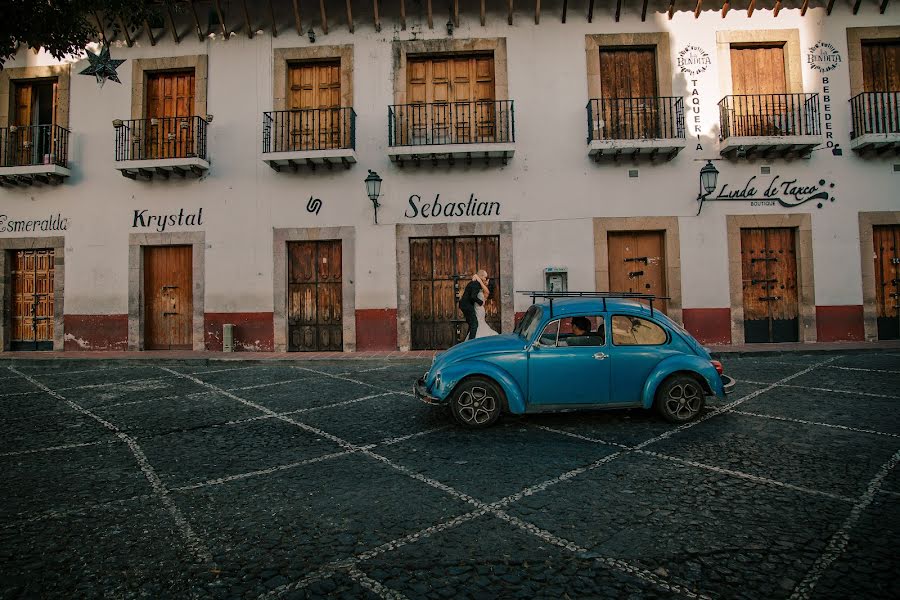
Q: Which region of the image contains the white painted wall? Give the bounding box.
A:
[1,0,898,323]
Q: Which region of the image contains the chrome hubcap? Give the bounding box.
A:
[457,386,497,425]
[665,382,702,420]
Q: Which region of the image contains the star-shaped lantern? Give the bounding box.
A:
[79,45,125,86]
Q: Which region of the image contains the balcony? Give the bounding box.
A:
[262,108,356,171]
[850,92,900,154]
[0,125,71,186]
[586,97,686,162]
[113,116,209,180]
[387,100,515,166]
[718,93,822,159]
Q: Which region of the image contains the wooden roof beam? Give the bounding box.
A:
[214,0,228,37]
[881,0,890,13]
[852,0,863,12]
[242,0,253,38]
[188,1,205,41]
[427,0,433,28]
[773,0,782,16]
[454,0,459,26]
[320,0,328,33]
[508,0,515,24]
[800,0,810,15]
[642,0,649,20]
[826,0,835,14]
[747,0,756,16]
[481,0,487,24]
[588,0,595,22]
[93,11,107,43]
[144,19,157,46]
[722,0,730,16]
[346,0,354,32]
[118,16,135,46]
[536,0,541,23]
[292,0,303,33]
[615,0,622,20]
[562,0,568,22]
[694,0,702,17]
[269,0,278,36]
[166,2,181,43]
[400,0,407,29]
[668,0,676,19]
[374,0,381,31]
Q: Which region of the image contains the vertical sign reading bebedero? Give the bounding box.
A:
[807,42,843,150]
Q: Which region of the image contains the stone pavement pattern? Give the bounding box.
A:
[0,353,898,599]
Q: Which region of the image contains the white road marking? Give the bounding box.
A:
[226,377,313,391]
[378,426,451,446]
[222,392,398,426]
[345,565,410,600]
[732,410,900,439]
[826,365,900,375]
[173,451,354,491]
[7,367,214,566]
[0,439,116,458]
[737,380,899,400]
[789,448,900,600]
[294,366,416,397]
[531,424,633,449]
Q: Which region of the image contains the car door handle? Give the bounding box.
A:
[593,352,608,360]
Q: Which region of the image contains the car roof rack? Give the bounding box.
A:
[516,290,671,318]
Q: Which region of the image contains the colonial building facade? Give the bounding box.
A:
[0,0,898,352]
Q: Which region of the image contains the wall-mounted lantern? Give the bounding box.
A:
[364,169,383,224]
[307,28,316,43]
[446,19,454,36]
[696,160,719,215]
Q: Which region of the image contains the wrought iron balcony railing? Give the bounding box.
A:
[388,100,515,147]
[0,124,70,168]
[263,107,356,153]
[719,93,821,139]
[586,97,685,142]
[850,91,900,139]
[114,116,208,161]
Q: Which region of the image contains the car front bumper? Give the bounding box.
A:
[414,377,446,405]
[721,374,736,395]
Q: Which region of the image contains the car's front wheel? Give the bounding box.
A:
[655,374,706,423]
[450,377,503,428]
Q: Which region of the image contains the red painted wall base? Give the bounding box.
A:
[204,312,274,351]
[356,309,398,351]
[816,305,865,342]
[682,308,732,345]
[64,315,128,351]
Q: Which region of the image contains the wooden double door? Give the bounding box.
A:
[288,61,345,150]
[874,225,900,340]
[144,246,193,350]
[11,79,58,166]
[740,228,799,343]
[288,241,343,352]
[410,236,501,350]
[145,70,195,159]
[10,249,55,351]
[730,44,789,136]
[607,231,668,314]
[598,48,660,139]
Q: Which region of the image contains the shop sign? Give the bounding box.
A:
[132,208,203,232]
[0,213,69,233]
[404,194,501,219]
[306,196,323,215]
[807,42,842,73]
[697,176,836,214]
[678,44,711,148]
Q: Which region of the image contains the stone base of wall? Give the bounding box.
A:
[355,309,398,351]
[204,312,274,352]
[682,308,732,345]
[64,315,128,351]
[816,305,865,342]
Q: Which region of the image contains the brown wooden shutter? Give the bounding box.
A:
[730,45,787,96]
[862,42,900,92]
[288,61,342,149]
[598,48,659,139]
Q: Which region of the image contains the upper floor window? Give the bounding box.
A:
[862,41,900,92]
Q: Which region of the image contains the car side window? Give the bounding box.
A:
[611,315,668,346]
[536,320,560,346]
[557,315,605,347]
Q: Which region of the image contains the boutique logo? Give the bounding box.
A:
[677,45,711,76]
[807,42,842,73]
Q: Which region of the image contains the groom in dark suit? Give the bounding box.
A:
[458,271,486,341]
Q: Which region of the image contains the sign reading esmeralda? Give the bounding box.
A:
[0,213,69,233]
[697,176,836,214]
[132,208,204,232]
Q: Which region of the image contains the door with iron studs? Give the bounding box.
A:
[740,228,799,343]
[607,231,668,314]
[873,225,900,340]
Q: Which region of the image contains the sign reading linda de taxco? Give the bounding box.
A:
[697,176,836,214]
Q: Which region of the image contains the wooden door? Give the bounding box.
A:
[874,225,900,340]
[740,228,799,343]
[288,241,342,352]
[144,246,193,350]
[410,236,501,350]
[288,61,342,150]
[406,55,495,144]
[607,231,667,314]
[730,45,787,136]
[862,42,900,92]
[10,249,54,351]
[599,48,659,139]
[146,71,195,159]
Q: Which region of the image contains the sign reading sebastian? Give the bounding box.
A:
[405,194,501,219]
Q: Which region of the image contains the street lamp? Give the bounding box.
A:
[696,160,719,215]
[365,169,382,224]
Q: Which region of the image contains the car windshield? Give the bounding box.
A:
[515,305,543,340]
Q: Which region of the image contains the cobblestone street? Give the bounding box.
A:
[1,353,898,599]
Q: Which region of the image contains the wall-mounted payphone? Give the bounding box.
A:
[544,267,568,293]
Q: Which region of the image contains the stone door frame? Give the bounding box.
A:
[859,211,900,341]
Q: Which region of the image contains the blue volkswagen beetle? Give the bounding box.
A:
[414,292,736,428]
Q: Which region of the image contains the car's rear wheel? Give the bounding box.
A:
[450,377,503,428]
[655,374,706,423]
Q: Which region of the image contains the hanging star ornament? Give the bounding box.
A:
[79,45,125,86]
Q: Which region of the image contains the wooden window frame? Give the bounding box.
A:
[847,27,900,97]
[0,65,70,129]
[273,46,353,112]
[585,33,673,101]
[131,55,208,120]
[716,30,803,96]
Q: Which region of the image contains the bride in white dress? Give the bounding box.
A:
[473,276,499,338]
